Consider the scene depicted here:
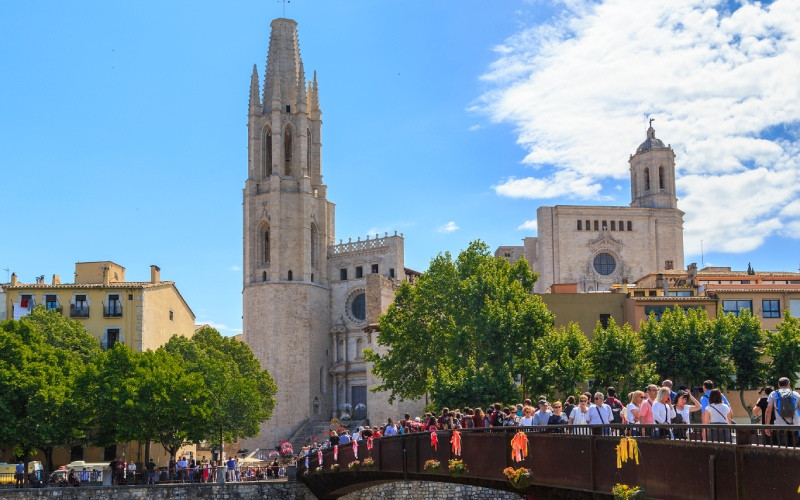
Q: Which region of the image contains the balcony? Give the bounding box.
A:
[103,302,123,318]
[70,305,90,318]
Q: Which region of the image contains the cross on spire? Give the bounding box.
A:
[649,117,655,128]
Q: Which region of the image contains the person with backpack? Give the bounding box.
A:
[605,387,626,424]
[765,377,800,447]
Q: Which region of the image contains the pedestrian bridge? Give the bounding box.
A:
[298,424,800,499]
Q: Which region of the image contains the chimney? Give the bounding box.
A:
[103,266,110,287]
[52,274,61,285]
[622,277,629,295]
[11,272,18,286]
[150,265,161,284]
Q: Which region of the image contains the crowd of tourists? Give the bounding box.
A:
[303,376,800,450]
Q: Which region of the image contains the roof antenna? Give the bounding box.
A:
[278,0,291,17]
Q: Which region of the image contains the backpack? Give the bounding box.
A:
[492,410,505,427]
[607,398,623,423]
[776,390,797,421]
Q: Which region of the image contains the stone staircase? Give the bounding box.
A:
[288,417,332,451]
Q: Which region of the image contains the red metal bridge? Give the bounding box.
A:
[297,424,800,499]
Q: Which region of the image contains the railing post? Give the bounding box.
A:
[589,433,597,493]
[708,454,716,499]
[402,434,407,480]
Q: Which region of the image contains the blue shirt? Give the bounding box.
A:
[383,424,397,436]
[700,390,730,412]
[339,433,351,445]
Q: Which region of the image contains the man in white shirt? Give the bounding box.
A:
[587,392,613,435]
[765,376,800,446]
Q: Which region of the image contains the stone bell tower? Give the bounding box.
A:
[243,18,334,447]
[629,120,678,209]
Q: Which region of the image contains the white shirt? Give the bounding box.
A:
[768,389,800,425]
[626,403,640,423]
[569,405,590,425]
[518,415,534,426]
[586,404,613,425]
[652,401,676,424]
[706,403,730,424]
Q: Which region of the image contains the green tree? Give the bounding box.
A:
[522,323,589,399]
[764,312,800,388]
[138,348,209,462]
[587,318,657,397]
[641,307,731,390]
[165,327,277,459]
[0,307,101,473]
[365,240,553,408]
[728,308,765,419]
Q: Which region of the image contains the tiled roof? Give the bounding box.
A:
[629,296,716,302]
[3,281,175,289]
[705,285,800,293]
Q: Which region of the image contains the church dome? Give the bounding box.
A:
[636,126,670,154]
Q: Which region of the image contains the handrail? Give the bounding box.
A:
[298,424,800,499]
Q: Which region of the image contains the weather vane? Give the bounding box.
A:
[278,0,291,17]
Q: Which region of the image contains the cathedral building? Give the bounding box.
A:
[498,123,685,293]
[242,18,421,448]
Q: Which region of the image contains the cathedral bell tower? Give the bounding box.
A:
[243,18,334,447]
[629,121,678,209]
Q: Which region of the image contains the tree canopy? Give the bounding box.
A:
[365,240,553,407]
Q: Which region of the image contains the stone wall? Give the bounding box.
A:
[339,480,519,500]
[0,482,316,500]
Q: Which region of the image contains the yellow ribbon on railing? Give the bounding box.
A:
[510,430,529,463]
[615,437,640,469]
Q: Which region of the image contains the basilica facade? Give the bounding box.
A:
[497,125,685,293]
[242,18,421,448]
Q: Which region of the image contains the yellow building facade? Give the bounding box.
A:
[4,261,195,351]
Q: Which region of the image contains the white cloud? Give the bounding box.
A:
[230,265,241,271]
[480,0,800,257]
[518,219,538,231]
[437,221,459,233]
[468,124,482,131]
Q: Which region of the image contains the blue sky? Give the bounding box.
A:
[2,0,798,336]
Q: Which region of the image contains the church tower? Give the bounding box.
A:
[243,18,334,446]
[629,122,678,209]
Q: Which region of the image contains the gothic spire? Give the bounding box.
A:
[249,65,261,114]
[310,70,320,112]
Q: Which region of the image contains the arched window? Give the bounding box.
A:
[577,220,582,230]
[287,270,293,281]
[263,227,270,263]
[311,223,319,278]
[659,166,665,190]
[644,167,651,191]
[262,271,267,281]
[284,127,293,176]
[307,129,312,173]
[356,338,363,359]
[262,129,272,178]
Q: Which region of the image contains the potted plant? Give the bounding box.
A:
[503,467,533,489]
[612,483,645,499]
[362,457,375,469]
[423,459,441,473]
[448,459,468,478]
[329,463,340,472]
[347,460,361,471]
